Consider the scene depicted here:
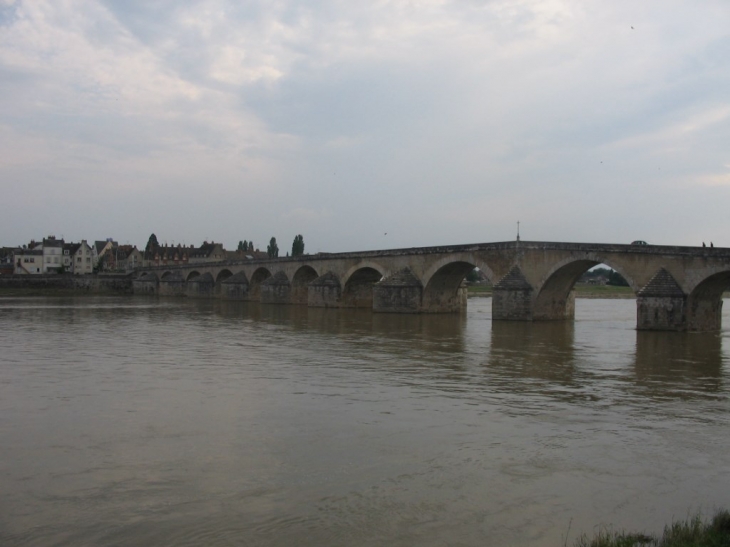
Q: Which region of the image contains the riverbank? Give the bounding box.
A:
[467,284,636,299]
[573,509,730,546]
[0,274,132,295]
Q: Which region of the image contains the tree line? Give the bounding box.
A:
[146,233,306,259]
[264,234,305,258]
[580,267,629,286]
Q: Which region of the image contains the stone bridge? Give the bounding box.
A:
[132,240,730,331]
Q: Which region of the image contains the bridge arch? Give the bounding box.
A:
[216,269,233,283]
[160,271,174,280]
[292,265,319,305]
[533,255,637,321]
[420,255,494,313]
[422,253,496,287]
[341,262,386,308]
[186,270,201,282]
[249,267,272,300]
[421,253,496,313]
[215,269,234,296]
[686,268,730,331]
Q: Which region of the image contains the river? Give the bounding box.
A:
[1,296,728,546]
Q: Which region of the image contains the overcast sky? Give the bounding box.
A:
[1,0,729,252]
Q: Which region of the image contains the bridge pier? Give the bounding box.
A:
[159,273,186,296]
[187,273,214,298]
[220,271,250,300]
[637,296,687,330]
[308,272,342,308]
[260,271,291,304]
[373,269,423,313]
[636,268,687,331]
[133,273,158,294]
[491,266,535,321]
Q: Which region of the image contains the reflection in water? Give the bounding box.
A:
[206,300,468,354]
[1,296,729,547]
[634,331,724,396]
[488,320,576,384]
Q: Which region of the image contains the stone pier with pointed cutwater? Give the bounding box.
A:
[220,271,250,300]
[133,272,159,294]
[308,271,342,308]
[373,268,423,313]
[187,272,214,298]
[158,272,186,296]
[637,268,687,331]
[260,271,291,304]
[492,266,535,321]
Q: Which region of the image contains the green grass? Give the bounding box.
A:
[466,284,493,296]
[573,284,635,298]
[573,510,730,547]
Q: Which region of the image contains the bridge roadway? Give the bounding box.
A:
[133,240,730,331]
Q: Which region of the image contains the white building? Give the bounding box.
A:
[40,236,64,273]
[69,240,93,275]
[13,248,43,274]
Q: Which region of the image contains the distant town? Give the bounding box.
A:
[0,234,277,276]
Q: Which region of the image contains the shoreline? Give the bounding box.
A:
[466,284,637,299]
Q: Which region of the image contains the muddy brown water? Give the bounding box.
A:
[1,296,728,546]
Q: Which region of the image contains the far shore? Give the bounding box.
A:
[467,284,636,299]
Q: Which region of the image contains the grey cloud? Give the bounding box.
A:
[1,0,729,250]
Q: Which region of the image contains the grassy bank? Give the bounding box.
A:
[466,284,636,299]
[573,510,730,546]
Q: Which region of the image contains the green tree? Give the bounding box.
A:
[94,253,108,273]
[238,240,247,252]
[267,237,279,258]
[291,234,305,256]
[466,268,480,282]
[607,269,629,287]
[249,241,254,252]
[145,233,159,254]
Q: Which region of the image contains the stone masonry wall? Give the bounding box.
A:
[492,288,533,321]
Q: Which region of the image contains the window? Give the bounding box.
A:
[77,257,81,262]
